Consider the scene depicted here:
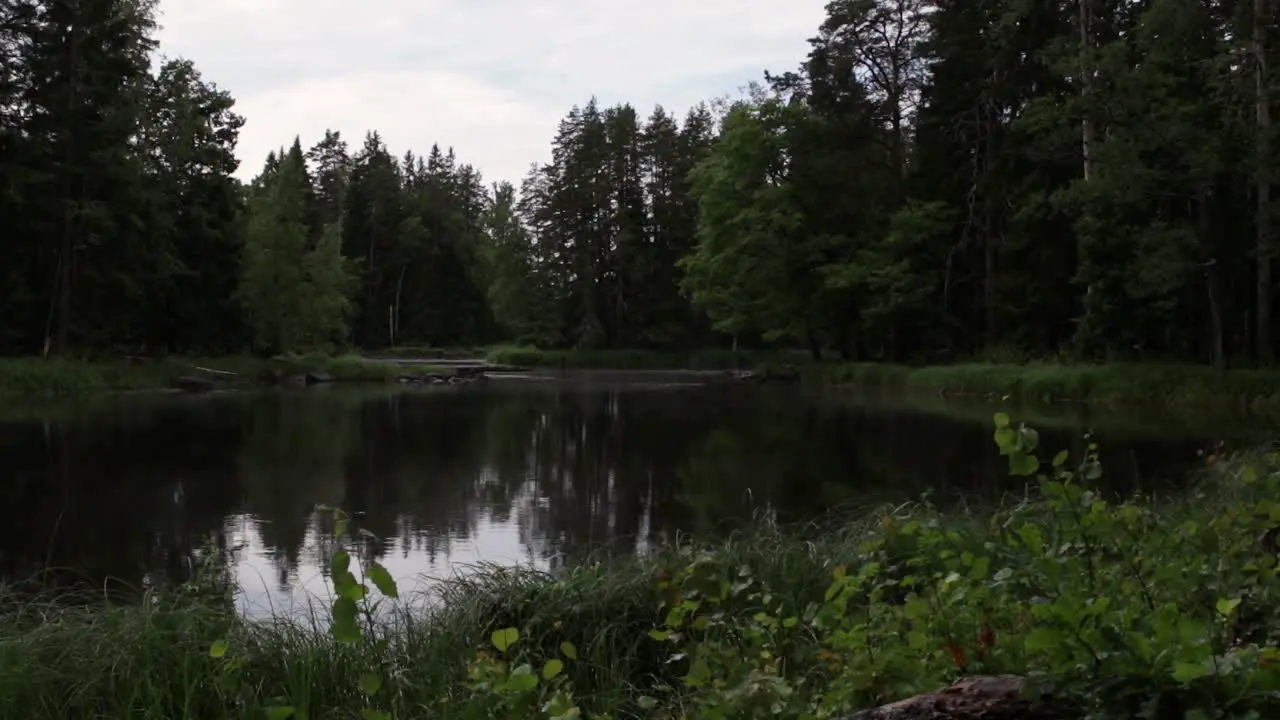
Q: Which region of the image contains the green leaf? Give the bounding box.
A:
[906,631,928,649]
[367,562,399,598]
[1016,426,1039,452]
[903,598,929,620]
[1173,661,1213,683]
[331,597,362,643]
[208,639,228,658]
[358,672,382,695]
[559,641,578,659]
[360,710,391,720]
[1024,628,1061,652]
[505,668,539,692]
[994,412,1010,429]
[994,426,1015,453]
[542,658,564,679]
[969,556,990,580]
[491,627,520,653]
[648,629,671,641]
[1083,461,1103,481]
[265,707,295,720]
[1216,598,1242,617]
[337,581,367,602]
[1052,450,1069,467]
[331,550,350,577]
[683,658,711,687]
[637,696,659,710]
[1009,453,1040,477]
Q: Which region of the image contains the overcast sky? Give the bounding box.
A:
[153,0,826,184]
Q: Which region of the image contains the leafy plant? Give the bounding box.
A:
[208,504,402,719]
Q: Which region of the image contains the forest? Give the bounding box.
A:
[2,0,1278,367]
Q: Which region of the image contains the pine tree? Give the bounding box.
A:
[239,141,354,352]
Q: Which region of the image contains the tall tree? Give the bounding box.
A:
[238,141,354,353]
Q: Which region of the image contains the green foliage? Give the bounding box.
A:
[238,142,358,354]
[208,504,401,719]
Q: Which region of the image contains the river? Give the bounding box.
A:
[0,374,1268,617]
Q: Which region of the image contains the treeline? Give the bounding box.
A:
[678,0,1280,366]
[5,0,1280,365]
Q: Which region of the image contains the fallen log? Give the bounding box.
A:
[846,675,1064,720]
[186,364,238,376]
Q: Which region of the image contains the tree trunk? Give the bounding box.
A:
[1257,0,1273,362]
[805,321,823,361]
[1198,188,1225,371]
[1080,0,1094,182]
[393,264,407,345]
[55,13,82,356]
[1207,261,1225,372]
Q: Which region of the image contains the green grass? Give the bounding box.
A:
[814,360,1280,412]
[0,354,453,398]
[485,345,810,370]
[6,416,1280,717]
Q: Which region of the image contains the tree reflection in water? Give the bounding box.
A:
[0,382,1230,615]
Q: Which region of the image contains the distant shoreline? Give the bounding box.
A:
[0,354,455,398]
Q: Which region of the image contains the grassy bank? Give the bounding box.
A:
[816,361,1280,412]
[0,353,450,398]
[4,417,1280,718]
[486,345,810,370]
[373,345,491,360]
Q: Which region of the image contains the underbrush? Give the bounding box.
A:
[3,421,1280,718]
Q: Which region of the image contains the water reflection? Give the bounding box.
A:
[0,381,1248,616]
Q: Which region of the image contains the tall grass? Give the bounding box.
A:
[0,522,882,719]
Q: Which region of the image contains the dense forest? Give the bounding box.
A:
[3,0,1279,366]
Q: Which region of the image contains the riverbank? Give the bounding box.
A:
[816,361,1280,412]
[2,415,1278,718]
[0,354,453,398]
[485,345,810,370]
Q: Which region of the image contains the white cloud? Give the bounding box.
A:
[154,0,827,184]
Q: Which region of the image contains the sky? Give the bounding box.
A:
[153,0,828,185]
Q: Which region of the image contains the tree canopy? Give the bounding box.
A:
[3,0,1277,365]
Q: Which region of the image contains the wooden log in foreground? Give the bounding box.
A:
[846,676,1064,720]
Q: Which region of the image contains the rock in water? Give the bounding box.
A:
[846,676,1063,719]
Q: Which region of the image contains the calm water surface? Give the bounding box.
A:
[0,375,1269,617]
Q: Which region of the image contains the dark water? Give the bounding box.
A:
[0,376,1267,617]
